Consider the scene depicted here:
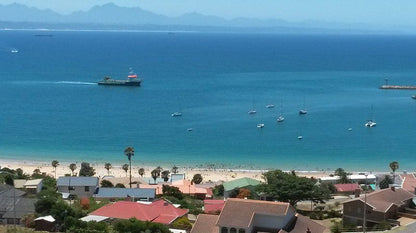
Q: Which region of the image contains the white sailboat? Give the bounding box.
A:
[365,105,377,127]
[277,103,285,123]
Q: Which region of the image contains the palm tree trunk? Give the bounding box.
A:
[129,159,132,188]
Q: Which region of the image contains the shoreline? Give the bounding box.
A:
[0,157,397,183]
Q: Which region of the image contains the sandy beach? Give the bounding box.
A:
[0,158,340,184]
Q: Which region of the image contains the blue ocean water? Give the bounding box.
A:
[0,30,415,171]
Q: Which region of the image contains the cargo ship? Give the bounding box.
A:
[98,69,141,86]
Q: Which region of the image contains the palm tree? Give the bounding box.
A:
[124,147,135,188]
[161,170,170,182]
[389,161,399,183]
[122,164,129,177]
[151,169,161,184]
[51,160,59,179]
[138,168,145,177]
[69,163,77,176]
[104,163,112,176]
[172,166,179,174]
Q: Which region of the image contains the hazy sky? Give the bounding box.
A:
[1,0,416,26]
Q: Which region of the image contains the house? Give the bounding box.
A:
[34,215,56,232]
[222,178,261,198]
[0,185,36,225]
[400,174,416,194]
[319,174,376,184]
[191,198,326,233]
[334,183,361,195]
[94,188,156,201]
[24,179,43,194]
[139,180,209,199]
[171,173,185,183]
[204,199,225,214]
[343,187,415,226]
[85,199,188,225]
[57,176,99,197]
[14,179,43,194]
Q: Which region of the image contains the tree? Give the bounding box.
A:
[115,183,126,188]
[162,185,183,199]
[124,147,135,188]
[69,163,77,176]
[334,168,350,184]
[172,166,179,174]
[389,161,399,183]
[138,168,145,177]
[151,169,161,184]
[379,175,393,189]
[161,170,170,182]
[257,169,331,206]
[104,163,112,176]
[122,164,129,177]
[156,166,163,172]
[192,174,203,184]
[33,168,41,176]
[79,162,95,177]
[212,184,224,197]
[100,180,114,187]
[51,160,59,178]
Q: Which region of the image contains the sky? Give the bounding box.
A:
[1,0,416,27]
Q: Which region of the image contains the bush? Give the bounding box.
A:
[192,174,203,184]
[115,183,126,188]
[212,184,224,197]
[171,216,192,230]
[79,162,95,177]
[100,180,114,187]
[113,218,171,233]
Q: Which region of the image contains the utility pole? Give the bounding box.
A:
[363,174,368,233]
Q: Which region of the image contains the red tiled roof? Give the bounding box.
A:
[401,174,416,194]
[204,200,225,213]
[90,199,188,224]
[334,183,361,192]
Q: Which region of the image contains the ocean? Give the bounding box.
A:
[0,30,415,171]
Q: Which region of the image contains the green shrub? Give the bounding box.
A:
[171,216,192,230]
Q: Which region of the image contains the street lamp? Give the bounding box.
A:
[363,173,368,233]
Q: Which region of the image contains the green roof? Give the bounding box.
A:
[223,178,261,192]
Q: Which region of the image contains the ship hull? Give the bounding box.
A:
[97,80,141,86]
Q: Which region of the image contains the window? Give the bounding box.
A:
[239,229,246,233]
[230,228,237,233]
[221,227,228,233]
[68,186,75,191]
[357,207,361,214]
[85,186,90,192]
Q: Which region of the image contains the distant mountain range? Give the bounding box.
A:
[0,3,409,33]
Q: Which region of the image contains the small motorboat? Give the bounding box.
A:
[171,112,182,117]
[11,49,18,53]
[257,123,265,128]
[248,110,257,115]
[365,120,377,127]
[299,110,307,115]
[187,128,193,132]
[412,95,416,99]
[277,116,285,123]
[265,104,275,108]
[297,135,303,140]
[348,128,353,131]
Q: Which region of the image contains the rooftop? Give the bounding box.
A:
[344,187,415,213]
[217,198,291,228]
[94,188,155,199]
[190,214,219,233]
[400,174,416,194]
[334,183,361,192]
[57,176,99,187]
[90,199,188,224]
[203,199,225,213]
[222,177,261,192]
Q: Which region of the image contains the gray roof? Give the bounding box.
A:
[57,177,99,187]
[2,198,37,219]
[94,188,155,199]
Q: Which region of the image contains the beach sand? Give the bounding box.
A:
[0,159,335,184]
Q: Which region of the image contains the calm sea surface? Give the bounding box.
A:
[0,30,415,171]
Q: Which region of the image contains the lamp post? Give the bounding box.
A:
[363,173,368,233]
